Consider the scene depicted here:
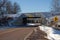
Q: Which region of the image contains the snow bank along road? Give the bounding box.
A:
[39,25,60,40]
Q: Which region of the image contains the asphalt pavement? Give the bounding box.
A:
[0,27,34,40]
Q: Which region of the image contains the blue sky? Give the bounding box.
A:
[11,0,52,13]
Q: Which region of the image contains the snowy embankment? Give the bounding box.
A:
[39,25,60,40]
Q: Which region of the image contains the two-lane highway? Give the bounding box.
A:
[0,27,35,40]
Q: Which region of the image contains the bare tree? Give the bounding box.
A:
[13,2,21,14]
[0,0,7,18]
[0,0,6,8]
[5,1,12,14]
[51,0,60,13]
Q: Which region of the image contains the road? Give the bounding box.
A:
[25,27,49,40]
[0,27,35,40]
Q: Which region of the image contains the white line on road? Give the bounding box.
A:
[24,29,34,40]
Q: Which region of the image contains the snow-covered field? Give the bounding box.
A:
[39,25,60,40]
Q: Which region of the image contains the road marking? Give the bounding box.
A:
[24,28,37,40]
[24,29,34,40]
[0,28,20,35]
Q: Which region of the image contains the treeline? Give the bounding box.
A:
[0,0,21,15]
[0,0,21,26]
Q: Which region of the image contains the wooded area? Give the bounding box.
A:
[0,0,21,26]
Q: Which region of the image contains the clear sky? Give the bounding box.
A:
[11,0,52,13]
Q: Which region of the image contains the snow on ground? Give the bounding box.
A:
[39,25,60,40]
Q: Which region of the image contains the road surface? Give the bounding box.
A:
[25,27,49,40]
[0,27,35,40]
